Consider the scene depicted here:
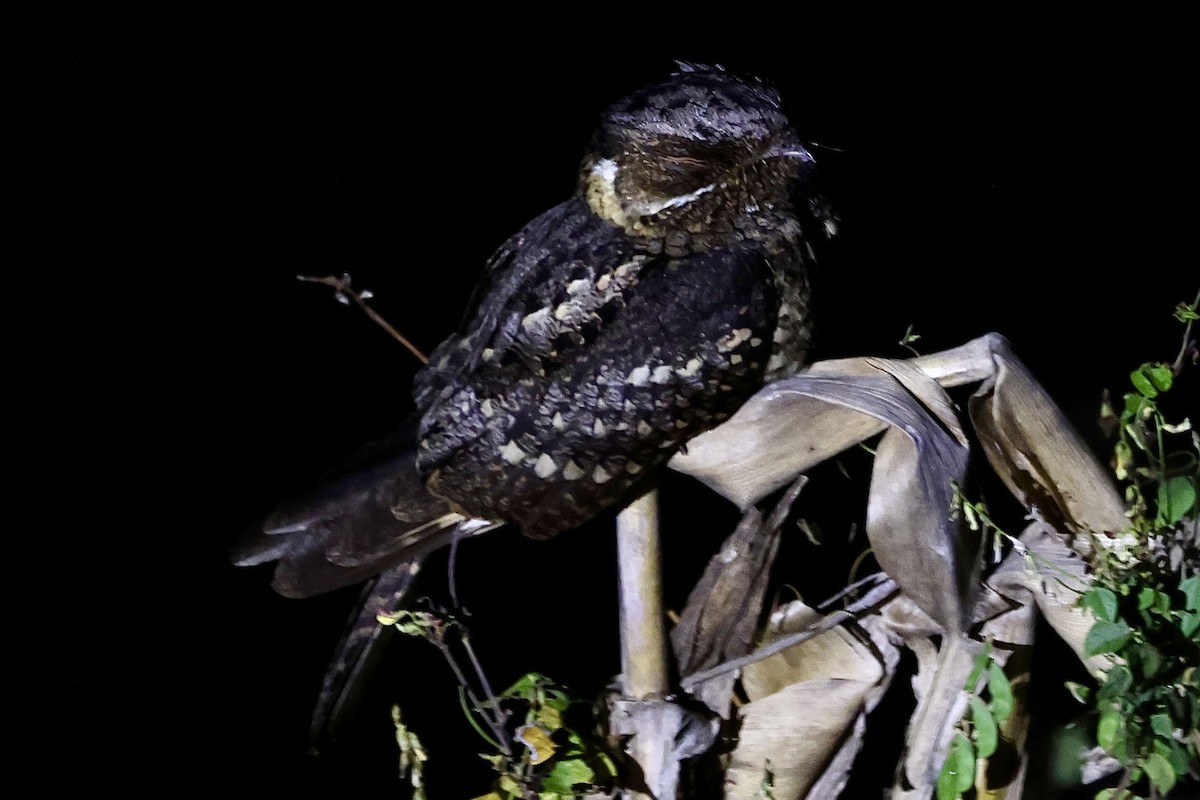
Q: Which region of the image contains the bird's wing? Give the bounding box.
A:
[232,416,493,598]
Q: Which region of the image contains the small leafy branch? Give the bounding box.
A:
[936,648,1015,800]
[951,483,1017,570]
[380,604,514,758]
[474,673,618,800]
[380,604,618,799]
[1076,292,1199,800]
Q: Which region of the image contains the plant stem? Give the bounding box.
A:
[435,639,512,756]
[616,486,669,798]
[617,487,669,699]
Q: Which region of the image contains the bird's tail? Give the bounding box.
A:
[232,416,486,597]
[232,414,499,746]
[307,562,420,752]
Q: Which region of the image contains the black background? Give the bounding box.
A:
[40,19,1196,798]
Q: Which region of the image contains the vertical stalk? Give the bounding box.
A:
[618,487,668,698]
[616,486,671,797]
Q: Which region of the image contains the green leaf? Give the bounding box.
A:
[1084,620,1132,657]
[1150,712,1174,738]
[1145,363,1173,392]
[1130,367,1159,398]
[1145,363,1174,392]
[1180,610,1200,638]
[541,688,572,712]
[1137,586,1157,611]
[1179,575,1199,612]
[1122,393,1144,418]
[534,704,562,731]
[1176,301,1200,323]
[1084,587,1119,623]
[1104,666,1132,695]
[1154,589,1172,615]
[1155,736,1190,774]
[935,764,960,800]
[1143,751,1177,793]
[1137,643,1163,679]
[541,758,595,793]
[1093,790,1137,800]
[1065,681,1091,704]
[988,661,1014,721]
[943,732,976,793]
[1097,707,1124,752]
[502,672,544,700]
[1157,475,1197,526]
[1124,422,1152,453]
[1098,665,1132,702]
[964,651,991,691]
[969,695,998,758]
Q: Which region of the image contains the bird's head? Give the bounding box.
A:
[581,64,814,239]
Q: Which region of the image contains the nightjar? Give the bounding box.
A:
[233,66,833,740]
[236,64,833,597]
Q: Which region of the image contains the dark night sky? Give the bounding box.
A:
[43,22,1196,798]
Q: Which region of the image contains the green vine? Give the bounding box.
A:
[1076,294,1199,800]
[938,294,1198,799]
[937,647,1016,800]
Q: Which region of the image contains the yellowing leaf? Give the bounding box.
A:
[516,724,556,765]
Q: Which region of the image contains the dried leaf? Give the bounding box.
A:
[802,613,902,800]
[967,337,1127,548]
[674,357,976,634]
[670,372,887,508]
[665,335,1131,796]
[670,336,998,507]
[671,478,804,717]
[716,598,899,800]
[741,600,885,702]
[608,699,717,799]
[861,359,976,634]
[985,522,1108,673]
[725,680,877,800]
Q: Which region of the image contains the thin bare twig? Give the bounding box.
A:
[817,570,890,611]
[297,273,429,364]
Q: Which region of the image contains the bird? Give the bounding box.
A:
[233,62,834,744]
